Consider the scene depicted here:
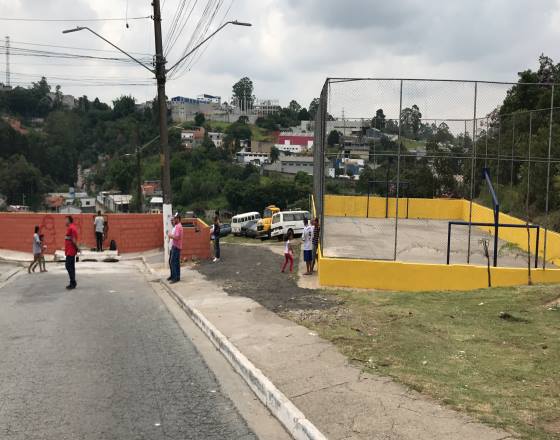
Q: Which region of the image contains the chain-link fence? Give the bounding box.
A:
[314,78,560,269]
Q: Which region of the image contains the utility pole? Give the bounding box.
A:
[5,36,10,87]
[136,146,142,213]
[152,0,171,205]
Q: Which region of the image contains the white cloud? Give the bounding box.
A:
[2,0,560,111]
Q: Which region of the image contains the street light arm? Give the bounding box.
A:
[166,21,251,74]
[62,26,154,75]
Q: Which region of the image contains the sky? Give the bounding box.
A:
[1,0,560,117]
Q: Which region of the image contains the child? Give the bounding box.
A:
[38,234,47,272]
[28,226,42,274]
[281,229,294,273]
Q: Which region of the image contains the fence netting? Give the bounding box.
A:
[314,78,560,269]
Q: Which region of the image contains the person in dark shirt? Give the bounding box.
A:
[212,215,221,263]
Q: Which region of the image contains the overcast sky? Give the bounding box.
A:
[1,0,560,114]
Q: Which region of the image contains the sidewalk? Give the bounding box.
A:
[148,257,513,440]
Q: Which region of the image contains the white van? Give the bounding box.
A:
[231,211,262,236]
[270,210,311,240]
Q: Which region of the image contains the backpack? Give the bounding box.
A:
[109,240,117,251]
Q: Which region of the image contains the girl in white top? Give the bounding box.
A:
[281,229,294,273]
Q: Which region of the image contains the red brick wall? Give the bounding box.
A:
[180,219,211,261]
[0,213,163,254]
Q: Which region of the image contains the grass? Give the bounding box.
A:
[207,121,273,142]
[285,285,560,439]
[401,137,426,151]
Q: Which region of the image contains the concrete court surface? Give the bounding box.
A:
[0,260,282,440]
[323,216,540,267]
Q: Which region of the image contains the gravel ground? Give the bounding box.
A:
[196,242,338,313]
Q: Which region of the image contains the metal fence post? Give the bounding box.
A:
[543,84,554,269]
[510,114,515,187]
[467,82,478,264]
[393,79,403,261]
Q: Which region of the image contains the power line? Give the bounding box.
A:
[10,39,152,56]
[0,16,152,22]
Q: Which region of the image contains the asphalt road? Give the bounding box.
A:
[0,261,257,440]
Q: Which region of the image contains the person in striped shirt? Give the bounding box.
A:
[311,217,320,273]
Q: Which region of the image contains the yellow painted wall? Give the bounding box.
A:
[324,195,464,220]
[463,201,560,264]
[319,256,560,292]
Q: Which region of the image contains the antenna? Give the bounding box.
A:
[5,35,10,86]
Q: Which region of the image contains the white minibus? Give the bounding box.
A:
[231,211,262,236]
[270,210,311,240]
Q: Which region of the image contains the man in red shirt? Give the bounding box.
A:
[64,216,79,290]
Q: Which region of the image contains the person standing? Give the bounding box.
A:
[212,215,221,263]
[281,229,294,273]
[64,216,79,290]
[28,226,42,274]
[302,218,314,275]
[167,213,183,284]
[94,211,105,252]
[311,217,320,272]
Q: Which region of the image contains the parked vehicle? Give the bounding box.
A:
[231,211,261,236]
[270,210,311,240]
[241,220,259,238]
[256,205,281,239]
[219,223,231,237]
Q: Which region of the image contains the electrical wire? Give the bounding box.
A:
[10,40,152,56]
[173,0,232,79]
[168,0,226,80]
[0,16,151,22]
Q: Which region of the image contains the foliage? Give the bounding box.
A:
[327,130,341,146]
[194,112,206,126]
[232,76,254,111]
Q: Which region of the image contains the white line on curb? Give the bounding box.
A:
[142,257,328,440]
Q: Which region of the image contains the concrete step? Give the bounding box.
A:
[54,250,120,262]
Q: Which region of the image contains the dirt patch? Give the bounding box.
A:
[544,295,560,309]
[195,242,339,312]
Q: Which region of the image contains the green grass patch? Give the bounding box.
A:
[285,285,560,439]
[401,137,426,151]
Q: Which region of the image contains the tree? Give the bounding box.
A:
[372,108,386,130]
[237,115,249,124]
[270,146,280,163]
[401,104,422,139]
[297,107,310,121]
[232,77,254,111]
[112,95,136,119]
[308,98,320,120]
[327,130,341,146]
[288,100,301,114]
[194,112,206,126]
[0,155,45,208]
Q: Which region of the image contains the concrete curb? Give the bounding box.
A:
[141,257,327,440]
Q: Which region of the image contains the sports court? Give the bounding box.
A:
[323,216,541,268]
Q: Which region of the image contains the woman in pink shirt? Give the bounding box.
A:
[167,213,183,283]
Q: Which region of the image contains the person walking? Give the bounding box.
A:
[64,216,79,289]
[311,217,320,272]
[302,218,314,275]
[212,215,221,263]
[281,229,294,273]
[94,211,105,252]
[167,213,183,284]
[28,226,42,274]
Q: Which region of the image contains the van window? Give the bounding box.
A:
[284,214,295,221]
[272,215,280,224]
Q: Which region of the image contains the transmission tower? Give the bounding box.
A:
[5,36,10,87]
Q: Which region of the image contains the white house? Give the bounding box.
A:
[208,132,224,148]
